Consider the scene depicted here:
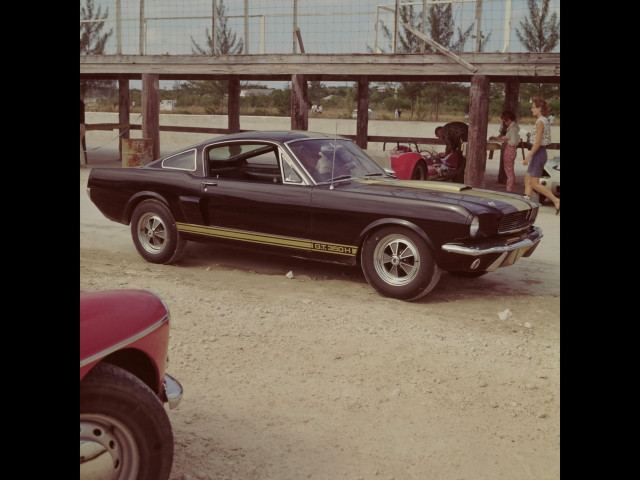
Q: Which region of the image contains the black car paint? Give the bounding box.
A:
[88,131,541,274]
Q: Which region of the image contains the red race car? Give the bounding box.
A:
[80,289,183,480]
[389,143,464,182]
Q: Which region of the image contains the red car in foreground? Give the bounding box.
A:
[80,289,183,480]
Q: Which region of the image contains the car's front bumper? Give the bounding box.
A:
[441,226,543,272]
[164,373,183,409]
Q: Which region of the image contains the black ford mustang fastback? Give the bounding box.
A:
[87,131,542,301]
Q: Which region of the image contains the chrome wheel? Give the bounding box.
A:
[80,414,139,480]
[136,212,168,254]
[362,226,441,300]
[372,233,420,287]
[131,200,186,264]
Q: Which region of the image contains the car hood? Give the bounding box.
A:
[347,178,535,214]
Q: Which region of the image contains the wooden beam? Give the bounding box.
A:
[401,23,477,73]
[466,75,490,188]
[291,74,308,130]
[118,78,130,160]
[356,76,369,149]
[227,76,240,133]
[85,123,131,131]
[142,73,160,160]
[80,53,559,81]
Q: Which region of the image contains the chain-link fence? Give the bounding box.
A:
[80,0,560,56]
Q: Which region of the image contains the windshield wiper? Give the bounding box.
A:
[364,173,384,177]
[328,175,351,182]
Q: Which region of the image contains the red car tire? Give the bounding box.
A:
[80,363,174,480]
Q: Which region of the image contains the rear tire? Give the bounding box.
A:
[80,363,174,480]
[131,199,186,264]
[361,226,441,301]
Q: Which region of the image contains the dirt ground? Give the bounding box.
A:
[80,136,560,480]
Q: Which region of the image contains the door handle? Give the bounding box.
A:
[201,181,217,191]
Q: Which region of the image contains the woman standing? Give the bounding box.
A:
[523,97,560,214]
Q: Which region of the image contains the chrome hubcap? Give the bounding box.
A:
[373,234,420,286]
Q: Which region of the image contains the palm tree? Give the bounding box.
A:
[515,0,560,53]
[190,0,244,113]
[79,0,114,99]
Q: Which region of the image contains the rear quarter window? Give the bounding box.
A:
[162,149,197,171]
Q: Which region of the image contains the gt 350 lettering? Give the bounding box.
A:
[314,243,356,254]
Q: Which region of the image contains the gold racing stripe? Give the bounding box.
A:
[176,222,358,257]
[360,178,530,210]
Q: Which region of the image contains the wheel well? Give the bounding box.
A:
[357,219,436,265]
[411,159,427,176]
[97,349,160,394]
[124,193,171,224]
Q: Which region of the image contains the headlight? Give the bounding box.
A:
[470,216,479,238]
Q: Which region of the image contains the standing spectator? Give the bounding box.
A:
[523,97,560,214]
[489,110,519,192]
[394,108,399,118]
[548,112,555,124]
[397,108,402,118]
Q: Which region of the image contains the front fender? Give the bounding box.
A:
[358,218,437,259]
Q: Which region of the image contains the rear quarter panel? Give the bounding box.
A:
[88,167,203,225]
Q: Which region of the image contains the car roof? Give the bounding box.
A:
[154,131,353,166]
[202,130,343,144]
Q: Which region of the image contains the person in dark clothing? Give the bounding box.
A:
[435,121,469,182]
[434,121,469,156]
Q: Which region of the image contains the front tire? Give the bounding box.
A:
[361,226,441,301]
[131,199,186,264]
[80,363,174,480]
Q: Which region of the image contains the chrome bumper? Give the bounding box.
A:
[441,226,543,272]
[164,373,183,409]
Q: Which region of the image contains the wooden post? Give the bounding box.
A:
[80,97,88,165]
[291,74,308,130]
[498,77,520,184]
[466,75,490,187]
[118,77,130,162]
[142,73,160,160]
[227,76,240,133]
[356,76,369,149]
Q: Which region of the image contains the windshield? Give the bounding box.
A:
[287,138,387,183]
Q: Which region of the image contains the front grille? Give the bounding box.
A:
[499,209,535,234]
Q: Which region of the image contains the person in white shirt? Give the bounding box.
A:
[489,110,520,192]
[523,97,560,214]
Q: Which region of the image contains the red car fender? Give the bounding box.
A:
[80,290,170,383]
[390,151,423,180]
